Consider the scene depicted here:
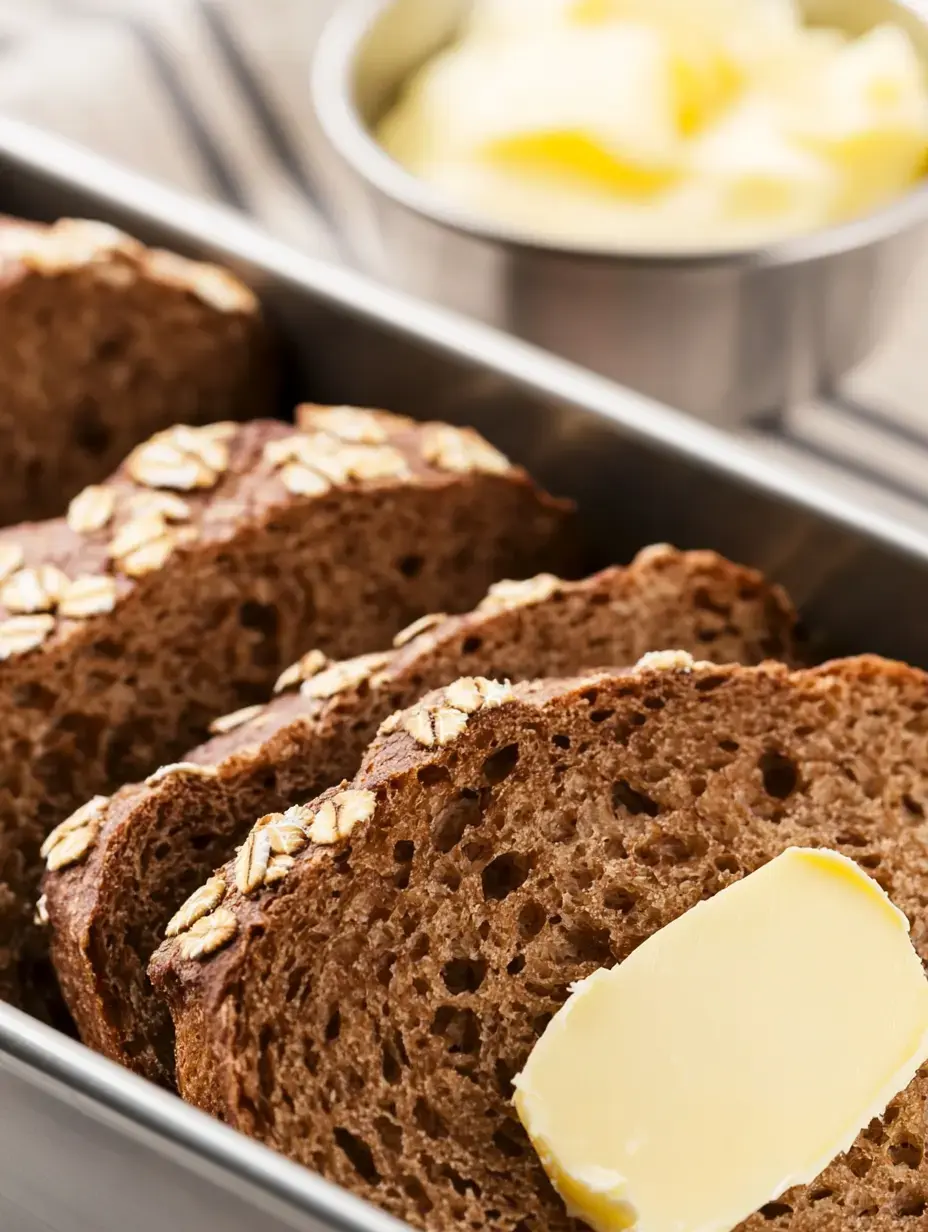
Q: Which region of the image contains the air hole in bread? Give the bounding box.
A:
[903,793,926,818]
[334,1127,380,1185]
[72,396,112,456]
[395,867,412,890]
[482,852,531,901]
[414,1097,448,1140]
[418,765,451,788]
[848,1149,873,1178]
[372,951,394,990]
[431,1005,481,1054]
[401,1175,434,1216]
[441,958,487,995]
[758,750,799,799]
[438,865,461,892]
[603,885,636,914]
[890,1139,924,1169]
[695,674,727,692]
[237,600,279,638]
[551,734,570,750]
[809,1186,834,1203]
[760,1202,793,1220]
[408,935,429,963]
[482,744,520,785]
[863,1118,886,1145]
[506,954,525,975]
[398,555,423,579]
[493,1121,529,1159]
[381,1034,407,1084]
[896,1190,927,1218]
[718,738,740,752]
[590,710,614,724]
[431,794,482,852]
[715,853,740,875]
[836,830,868,848]
[393,840,415,863]
[612,779,659,817]
[561,924,611,964]
[464,839,493,865]
[859,853,882,869]
[461,636,482,655]
[442,1165,481,1198]
[374,1116,403,1153]
[693,586,731,616]
[532,1011,553,1037]
[324,1010,341,1042]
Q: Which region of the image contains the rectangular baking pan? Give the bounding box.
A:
[1,116,927,1232]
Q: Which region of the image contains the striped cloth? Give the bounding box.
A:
[3,0,928,527]
[0,0,336,256]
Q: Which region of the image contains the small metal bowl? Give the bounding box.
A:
[311,0,928,426]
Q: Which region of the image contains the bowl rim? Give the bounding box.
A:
[312,0,928,269]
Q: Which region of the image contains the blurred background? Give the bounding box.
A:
[3,0,927,518]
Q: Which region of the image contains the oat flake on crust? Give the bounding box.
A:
[177,906,238,961]
[307,789,376,846]
[165,876,227,939]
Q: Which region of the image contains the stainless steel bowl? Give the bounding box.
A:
[310,0,928,427]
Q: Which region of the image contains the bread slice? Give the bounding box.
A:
[0,216,272,524]
[151,654,928,1232]
[44,547,797,1083]
[0,406,569,1009]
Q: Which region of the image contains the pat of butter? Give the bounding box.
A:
[513,848,928,1232]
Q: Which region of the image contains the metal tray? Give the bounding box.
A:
[1,116,928,1232]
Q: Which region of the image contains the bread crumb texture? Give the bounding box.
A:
[152,656,928,1232]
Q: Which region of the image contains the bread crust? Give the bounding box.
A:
[4,407,569,1009]
[152,655,928,1232]
[0,216,274,524]
[46,547,796,1083]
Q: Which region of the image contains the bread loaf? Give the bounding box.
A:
[0,405,569,1008]
[44,546,797,1083]
[0,217,272,524]
[151,655,928,1232]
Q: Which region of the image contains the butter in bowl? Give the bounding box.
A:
[378,0,928,253]
[311,0,928,426]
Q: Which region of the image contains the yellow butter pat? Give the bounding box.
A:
[513,847,928,1232]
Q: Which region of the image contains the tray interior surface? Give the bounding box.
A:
[0,120,926,1232]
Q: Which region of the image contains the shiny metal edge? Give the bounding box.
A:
[0,117,926,568]
[0,1000,407,1232]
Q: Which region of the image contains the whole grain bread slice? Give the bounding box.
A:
[0,216,273,525]
[152,654,928,1232]
[0,405,569,1010]
[44,546,797,1084]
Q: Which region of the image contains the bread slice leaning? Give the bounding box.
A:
[0,405,569,1010]
[45,547,798,1084]
[151,655,928,1232]
[0,217,273,524]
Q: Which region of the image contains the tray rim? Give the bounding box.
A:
[1,116,926,571]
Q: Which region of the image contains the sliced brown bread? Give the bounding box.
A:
[43,547,798,1084]
[151,655,928,1232]
[0,216,272,524]
[0,406,569,1009]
